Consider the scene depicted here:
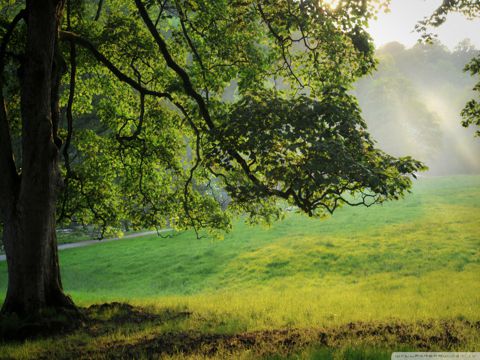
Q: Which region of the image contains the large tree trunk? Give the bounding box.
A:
[1,0,75,315]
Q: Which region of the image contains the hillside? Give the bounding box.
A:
[0,175,479,358]
[2,176,479,319]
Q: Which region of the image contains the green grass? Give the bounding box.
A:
[0,175,479,358]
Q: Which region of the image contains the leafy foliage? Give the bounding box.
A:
[462,56,480,135]
[417,0,480,30]
[0,0,424,236]
[209,90,424,216]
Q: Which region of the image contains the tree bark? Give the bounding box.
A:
[1,0,75,315]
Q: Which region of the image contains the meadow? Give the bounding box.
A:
[0,175,479,359]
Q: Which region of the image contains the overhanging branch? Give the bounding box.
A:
[58,30,199,132]
[59,30,172,99]
[134,0,287,198]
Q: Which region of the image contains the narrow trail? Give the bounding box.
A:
[0,229,170,262]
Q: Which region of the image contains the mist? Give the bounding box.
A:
[354,40,480,175]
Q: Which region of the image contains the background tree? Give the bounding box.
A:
[0,0,424,316]
[354,40,480,175]
[417,0,480,135]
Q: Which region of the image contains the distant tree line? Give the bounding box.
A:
[354,40,480,175]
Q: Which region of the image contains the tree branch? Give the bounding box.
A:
[63,6,307,219]
[59,41,76,221]
[59,30,172,99]
[135,1,268,185]
[94,0,104,21]
[116,92,145,141]
[257,3,304,88]
[134,0,215,128]
[134,0,305,208]
[0,10,25,218]
[174,0,209,102]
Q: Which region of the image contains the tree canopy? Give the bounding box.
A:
[0,0,423,237]
[0,0,426,315]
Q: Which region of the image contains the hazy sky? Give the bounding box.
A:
[368,0,480,49]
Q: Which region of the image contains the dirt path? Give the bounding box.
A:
[0,229,170,262]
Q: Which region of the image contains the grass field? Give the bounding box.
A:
[0,175,479,359]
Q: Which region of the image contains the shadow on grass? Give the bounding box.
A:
[0,306,82,341]
[85,302,191,332]
[0,302,190,342]
[1,303,479,359]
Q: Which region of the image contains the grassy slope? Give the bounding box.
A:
[0,175,479,358]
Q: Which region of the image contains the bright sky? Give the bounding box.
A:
[368,0,480,50]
